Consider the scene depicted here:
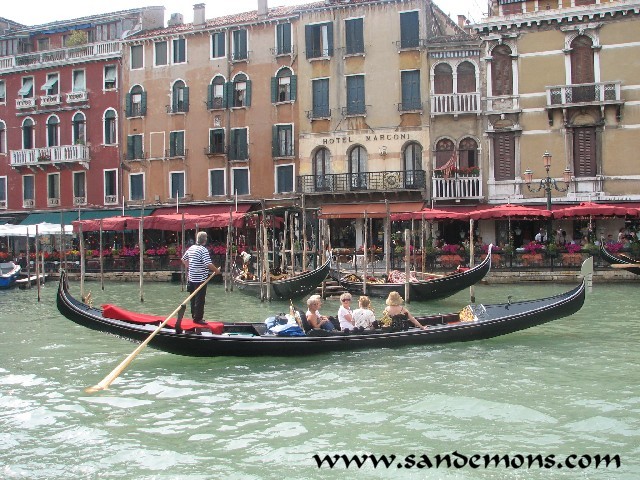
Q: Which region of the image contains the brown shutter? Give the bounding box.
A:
[434,64,453,95]
[457,61,476,94]
[573,127,597,177]
[493,133,515,180]
[570,35,594,84]
[492,45,513,96]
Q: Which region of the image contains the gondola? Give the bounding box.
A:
[233,258,331,300]
[335,245,492,300]
[600,244,640,275]
[0,262,21,289]
[56,268,586,357]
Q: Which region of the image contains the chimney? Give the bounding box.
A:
[168,13,184,27]
[258,0,268,18]
[457,15,467,28]
[193,3,205,26]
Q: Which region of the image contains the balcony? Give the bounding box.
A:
[0,41,121,73]
[297,170,426,194]
[16,98,36,109]
[205,145,226,156]
[23,199,35,208]
[306,108,331,120]
[104,195,118,205]
[430,92,481,116]
[66,91,88,103]
[0,200,6,209]
[73,196,86,206]
[40,94,61,107]
[47,197,60,208]
[165,148,188,159]
[10,144,90,169]
[545,81,623,122]
[432,172,483,200]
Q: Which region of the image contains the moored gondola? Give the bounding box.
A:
[600,244,640,275]
[336,245,492,300]
[56,268,586,357]
[233,257,331,300]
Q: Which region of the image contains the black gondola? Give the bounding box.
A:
[233,258,331,300]
[600,244,640,275]
[335,245,492,300]
[56,269,586,357]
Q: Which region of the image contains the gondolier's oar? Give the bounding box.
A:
[85,273,215,394]
[610,263,640,268]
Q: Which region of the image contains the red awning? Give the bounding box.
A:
[319,202,424,219]
[391,208,469,221]
[151,204,252,216]
[73,216,140,233]
[469,204,553,220]
[145,212,245,231]
[553,202,640,219]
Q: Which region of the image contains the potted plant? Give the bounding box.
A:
[522,242,544,266]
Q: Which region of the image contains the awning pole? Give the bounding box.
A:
[404,228,410,304]
[99,220,104,291]
[139,216,144,303]
[79,223,85,302]
[35,224,41,301]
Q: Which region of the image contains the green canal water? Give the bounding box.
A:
[0,278,638,479]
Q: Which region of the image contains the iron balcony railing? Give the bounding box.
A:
[546,81,622,107]
[297,170,426,194]
[0,41,121,72]
[10,144,90,167]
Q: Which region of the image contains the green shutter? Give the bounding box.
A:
[290,75,297,102]
[245,80,251,107]
[177,132,184,155]
[271,77,277,103]
[327,22,334,57]
[140,91,147,116]
[135,136,143,159]
[207,84,214,109]
[238,129,248,159]
[272,125,278,157]
[229,129,237,159]
[224,82,233,108]
[305,25,313,58]
[125,93,132,117]
[127,135,134,160]
[183,87,189,112]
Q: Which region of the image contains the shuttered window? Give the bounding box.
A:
[232,168,249,195]
[211,32,225,58]
[434,63,453,94]
[276,23,292,55]
[130,174,144,201]
[305,22,333,59]
[276,165,294,193]
[491,45,513,96]
[400,11,419,49]
[229,128,248,160]
[573,127,597,177]
[401,70,421,110]
[210,170,225,196]
[570,35,595,102]
[312,78,330,118]
[345,18,364,55]
[232,29,247,61]
[346,75,365,115]
[457,61,476,93]
[493,132,515,180]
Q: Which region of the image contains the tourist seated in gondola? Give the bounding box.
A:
[306,294,335,331]
[337,293,356,331]
[383,291,429,330]
[352,296,376,331]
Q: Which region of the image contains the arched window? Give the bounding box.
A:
[276,67,293,102]
[457,61,476,94]
[46,116,59,147]
[72,112,86,145]
[209,75,225,109]
[22,118,34,149]
[434,63,453,94]
[313,148,331,191]
[171,80,189,112]
[0,120,5,153]
[104,109,117,145]
[571,35,595,102]
[233,73,251,108]
[435,138,455,169]
[403,142,422,188]
[458,138,478,170]
[127,85,146,117]
[348,145,368,190]
[492,45,513,96]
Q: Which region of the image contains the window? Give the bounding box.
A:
[232,29,247,61]
[170,171,185,199]
[492,132,515,181]
[232,168,249,195]
[0,121,5,153]
[23,175,35,203]
[169,131,185,157]
[130,173,144,201]
[276,23,292,55]
[435,138,455,169]
[313,148,331,191]
[0,81,5,102]
[305,22,333,59]
[401,70,421,110]
[276,164,294,193]
[349,146,367,190]
[457,61,476,93]
[104,65,117,90]
[130,45,143,69]
[232,74,251,108]
[208,128,225,154]
[172,38,186,64]
[73,171,86,204]
[72,70,85,92]
[209,169,225,196]
[155,41,168,66]
[38,38,50,51]
[127,134,144,160]
[19,77,34,98]
[403,142,423,188]
[570,35,595,102]
[272,68,296,103]
[458,138,478,169]
[211,32,225,58]
[229,128,248,160]
[312,78,330,118]
[104,170,118,204]
[22,118,34,149]
[345,18,364,55]
[72,112,86,145]
[434,63,453,94]
[207,76,226,109]
[46,116,59,147]
[573,126,597,177]
[47,173,60,205]
[126,85,146,117]
[346,75,365,115]
[0,176,6,207]
[491,45,513,96]
[400,11,420,49]
[104,109,117,145]
[42,73,59,95]
[273,124,293,157]
[170,80,189,113]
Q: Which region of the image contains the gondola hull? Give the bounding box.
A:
[336,247,492,300]
[600,245,640,275]
[233,258,331,299]
[56,270,586,357]
[0,262,21,289]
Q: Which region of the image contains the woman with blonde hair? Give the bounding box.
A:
[337,292,355,331]
[383,291,428,330]
[352,295,376,331]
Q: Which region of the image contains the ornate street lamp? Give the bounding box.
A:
[522,151,572,242]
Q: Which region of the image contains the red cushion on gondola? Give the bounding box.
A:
[101,304,224,334]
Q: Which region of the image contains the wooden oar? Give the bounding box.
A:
[85,273,215,394]
[609,263,640,268]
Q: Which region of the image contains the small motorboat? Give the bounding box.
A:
[0,262,21,289]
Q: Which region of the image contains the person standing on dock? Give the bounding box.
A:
[181,231,221,324]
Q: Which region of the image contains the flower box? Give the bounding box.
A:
[440,254,463,268]
[561,253,583,267]
[522,253,544,266]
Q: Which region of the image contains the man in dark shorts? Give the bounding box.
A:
[181,231,220,324]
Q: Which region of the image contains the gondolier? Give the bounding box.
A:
[182,232,221,324]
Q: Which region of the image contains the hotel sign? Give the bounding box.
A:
[321,133,412,145]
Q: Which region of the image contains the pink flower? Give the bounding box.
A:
[566,243,582,254]
[524,242,544,254]
[441,244,461,254]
